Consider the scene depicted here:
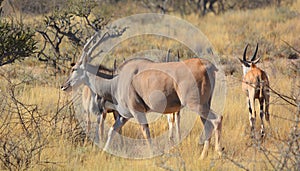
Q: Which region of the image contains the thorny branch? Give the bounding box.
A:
[0,67,88,170]
[281,39,300,55]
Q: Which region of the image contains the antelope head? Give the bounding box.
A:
[238,43,261,76]
[61,32,103,92]
[61,61,87,92]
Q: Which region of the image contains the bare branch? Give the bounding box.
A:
[281,39,300,55]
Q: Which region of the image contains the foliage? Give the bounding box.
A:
[140,0,296,16]
[0,72,44,170]
[0,0,2,14]
[0,19,37,66]
[0,0,299,170]
[36,0,109,73]
[4,0,66,14]
[0,0,37,66]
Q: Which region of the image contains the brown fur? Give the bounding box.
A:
[109,58,222,159]
[240,48,270,137]
[62,33,222,159]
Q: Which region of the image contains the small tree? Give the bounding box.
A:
[36,0,109,73]
[0,0,37,66]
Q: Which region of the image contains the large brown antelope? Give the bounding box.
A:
[61,32,223,159]
[238,44,270,137]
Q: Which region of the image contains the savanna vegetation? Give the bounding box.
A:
[0,0,299,170]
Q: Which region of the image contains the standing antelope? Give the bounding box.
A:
[238,44,270,137]
[61,32,223,159]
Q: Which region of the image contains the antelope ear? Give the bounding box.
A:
[238,57,245,64]
[252,56,261,64]
[238,57,250,67]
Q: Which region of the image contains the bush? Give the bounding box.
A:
[0,19,37,66]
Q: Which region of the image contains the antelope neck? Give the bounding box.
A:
[84,64,115,102]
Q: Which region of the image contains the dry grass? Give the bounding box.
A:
[0,1,299,170]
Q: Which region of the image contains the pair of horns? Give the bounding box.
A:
[242,43,260,64]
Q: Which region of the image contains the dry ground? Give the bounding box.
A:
[0,0,299,170]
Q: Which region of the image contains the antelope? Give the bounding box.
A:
[64,62,121,143]
[61,32,223,159]
[238,44,270,137]
[81,63,121,143]
[196,0,224,15]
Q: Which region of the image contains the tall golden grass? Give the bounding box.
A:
[0,1,299,170]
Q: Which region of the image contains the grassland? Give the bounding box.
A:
[0,0,299,170]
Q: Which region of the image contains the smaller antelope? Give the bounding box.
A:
[82,85,121,143]
[238,44,270,137]
[66,61,121,144]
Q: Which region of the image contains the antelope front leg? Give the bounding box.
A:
[84,111,91,146]
[140,123,153,156]
[104,116,128,152]
[199,117,207,145]
[200,112,223,159]
[98,112,107,142]
[136,112,153,156]
[113,111,124,146]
